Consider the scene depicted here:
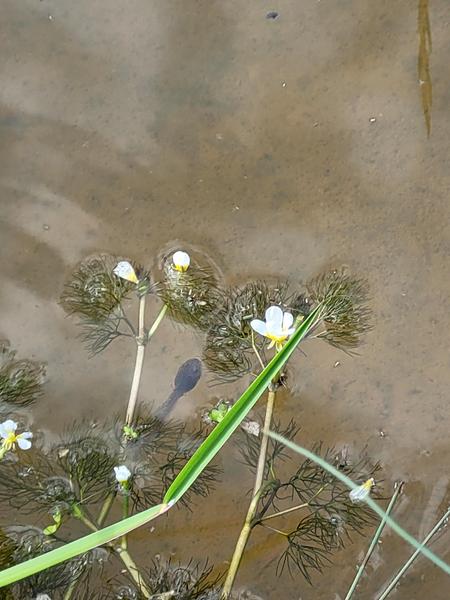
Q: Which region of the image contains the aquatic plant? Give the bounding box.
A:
[0,247,448,599]
[0,341,45,407]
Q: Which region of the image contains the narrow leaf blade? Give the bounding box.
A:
[0,503,166,587]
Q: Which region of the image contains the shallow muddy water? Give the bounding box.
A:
[2,0,450,598]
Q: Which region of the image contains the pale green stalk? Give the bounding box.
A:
[222,387,277,598]
[378,507,450,599]
[125,301,167,426]
[125,295,147,426]
[267,432,450,576]
[97,492,116,527]
[344,481,404,599]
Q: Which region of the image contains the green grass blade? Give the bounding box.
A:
[0,503,166,588]
[344,482,403,599]
[164,305,323,504]
[267,431,450,577]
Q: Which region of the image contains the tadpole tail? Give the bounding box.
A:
[155,389,182,421]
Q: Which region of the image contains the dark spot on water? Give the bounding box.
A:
[266,11,279,20]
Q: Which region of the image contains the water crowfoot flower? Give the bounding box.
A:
[251,305,296,351]
[114,465,131,490]
[172,250,190,272]
[349,477,375,504]
[113,261,139,284]
[0,419,32,458]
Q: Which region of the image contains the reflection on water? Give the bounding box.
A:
[418,0,432,135]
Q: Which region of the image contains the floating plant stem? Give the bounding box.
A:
[344,481,404,600]
[63,578,78,600]
[118,547,151,599]
[258,484,327,523]
[222,386,278,598]
[72,504,98,533]
[125,295,147,426]
[378,506,450,600]
[125,301,168,425]
[148,303,168,338]
[267,432,450,576]
[121,492,130,551]
[221,485,265,599]
[97,493,116,527]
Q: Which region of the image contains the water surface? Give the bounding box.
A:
[2,1,450,597]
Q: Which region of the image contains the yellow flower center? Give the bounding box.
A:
[266,332,288,343]
[2,432,17,451]
[362,478,374,491]
[173,263,188,273]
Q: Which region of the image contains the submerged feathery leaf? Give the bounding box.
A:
[203,281,293,381]
[118,558,223,600]
[0,527,101,599]
[60,254,151,355]
[267,444,381,582]
[159,251,222,331]
[307,269,373,352]
[60,254,140,321]
[53,424,120,504]
[0,341,46,407]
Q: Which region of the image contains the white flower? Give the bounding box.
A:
[0,419,33,455]
[250,306,296,351]
[349,478,375,504]
[241,420,260,437]
[114,465,131,484]
[113,261,139,284]
[172,251,190,272]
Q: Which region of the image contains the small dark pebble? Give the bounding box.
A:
[266,11,279,20]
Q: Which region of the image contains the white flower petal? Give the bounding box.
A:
[265,324,284,338]
[250,319,268,336]
[172,251,190,271]
[0,420,17,438]
[20,431,33,439]
[265,306,283,329]
[17,437,32,450]
[113,261,138,283]
[114,465,131,483]
[349,478,374,504]
[282,312,294,330]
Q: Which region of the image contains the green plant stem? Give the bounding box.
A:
[117,547,151,599]
[222,387,277,598]
[125,301,167,426]
[97,492,116,527]
[259,501,309,522]
[63,578,78,600]
[72,505,98,532]
[260,522,289,536]
[148,303,168,338]
[125,295,147,426]
[378,506,450,600]
[251,331,265,371]
[258,484,327,523]
[121,492,130,550]
[344,481,404,600]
